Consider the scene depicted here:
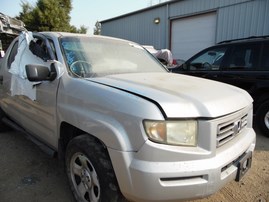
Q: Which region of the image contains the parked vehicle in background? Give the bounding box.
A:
[0,12,25,57]
[0,32,255,202]
[171,36,269,137]
[143,45,176,67]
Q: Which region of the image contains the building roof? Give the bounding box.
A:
[100,0,182,23]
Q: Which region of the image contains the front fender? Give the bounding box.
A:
[57,77,164,151]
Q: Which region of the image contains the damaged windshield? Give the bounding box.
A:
[60,36,166,77]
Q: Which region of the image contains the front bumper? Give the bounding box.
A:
[108,128,255,202]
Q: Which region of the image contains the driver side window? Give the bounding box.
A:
[189,47,227,71]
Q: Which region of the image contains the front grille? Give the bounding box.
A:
[217,113,248,147]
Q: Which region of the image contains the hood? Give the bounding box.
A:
[88,73,252,118]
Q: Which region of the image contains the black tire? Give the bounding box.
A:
[65,134,127,202]
[256,101,269,137]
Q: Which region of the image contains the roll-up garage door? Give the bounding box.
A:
[171,12,217,61]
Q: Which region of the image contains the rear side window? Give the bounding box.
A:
[189,47,227,71]
[261,42,269,70]
[225,43,260,70]
[7,41,18,69]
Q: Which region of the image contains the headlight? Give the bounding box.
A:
[144,120,197,146]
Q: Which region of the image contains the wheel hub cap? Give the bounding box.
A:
[70,153,100,202]
[81,169,92,189]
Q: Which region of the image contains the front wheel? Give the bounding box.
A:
[256,101,269,137]
[65,134,127,202]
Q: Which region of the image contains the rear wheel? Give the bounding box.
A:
[65,134,127,202]
[256,101,269,137]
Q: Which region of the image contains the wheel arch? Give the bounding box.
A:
[58,122,106,160]
[251,88,269,112]
[57,120,135,160]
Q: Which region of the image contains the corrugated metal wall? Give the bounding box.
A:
[169,0,251,17]
[101,0,269,49]
[101,7,167,48]
[216,0,269,42]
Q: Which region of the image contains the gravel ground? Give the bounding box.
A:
[0,128,268,202]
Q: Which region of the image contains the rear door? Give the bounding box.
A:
[219,42,262,93]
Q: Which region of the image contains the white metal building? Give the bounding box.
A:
[101,0,269,60]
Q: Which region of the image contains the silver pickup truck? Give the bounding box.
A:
[0,32,256,202]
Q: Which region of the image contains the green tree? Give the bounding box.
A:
[35,0,71,31]
[94,21,101,35]
[70,25,88,34]
[77,25,88,34]
[18,0,86,33]
[17,2,37,31]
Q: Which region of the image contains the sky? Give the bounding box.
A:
[0,0,164,34]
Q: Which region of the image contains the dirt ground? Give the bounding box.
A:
[0,128,268,202]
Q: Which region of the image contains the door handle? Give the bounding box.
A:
[0,75,3,85]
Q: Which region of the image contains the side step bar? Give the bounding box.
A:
[2,117,56,157]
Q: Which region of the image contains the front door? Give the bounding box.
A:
[2,33,61,149]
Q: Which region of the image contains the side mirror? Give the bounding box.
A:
[181,63,188,70]
[25,63,57,82]
[171,63,187,73]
